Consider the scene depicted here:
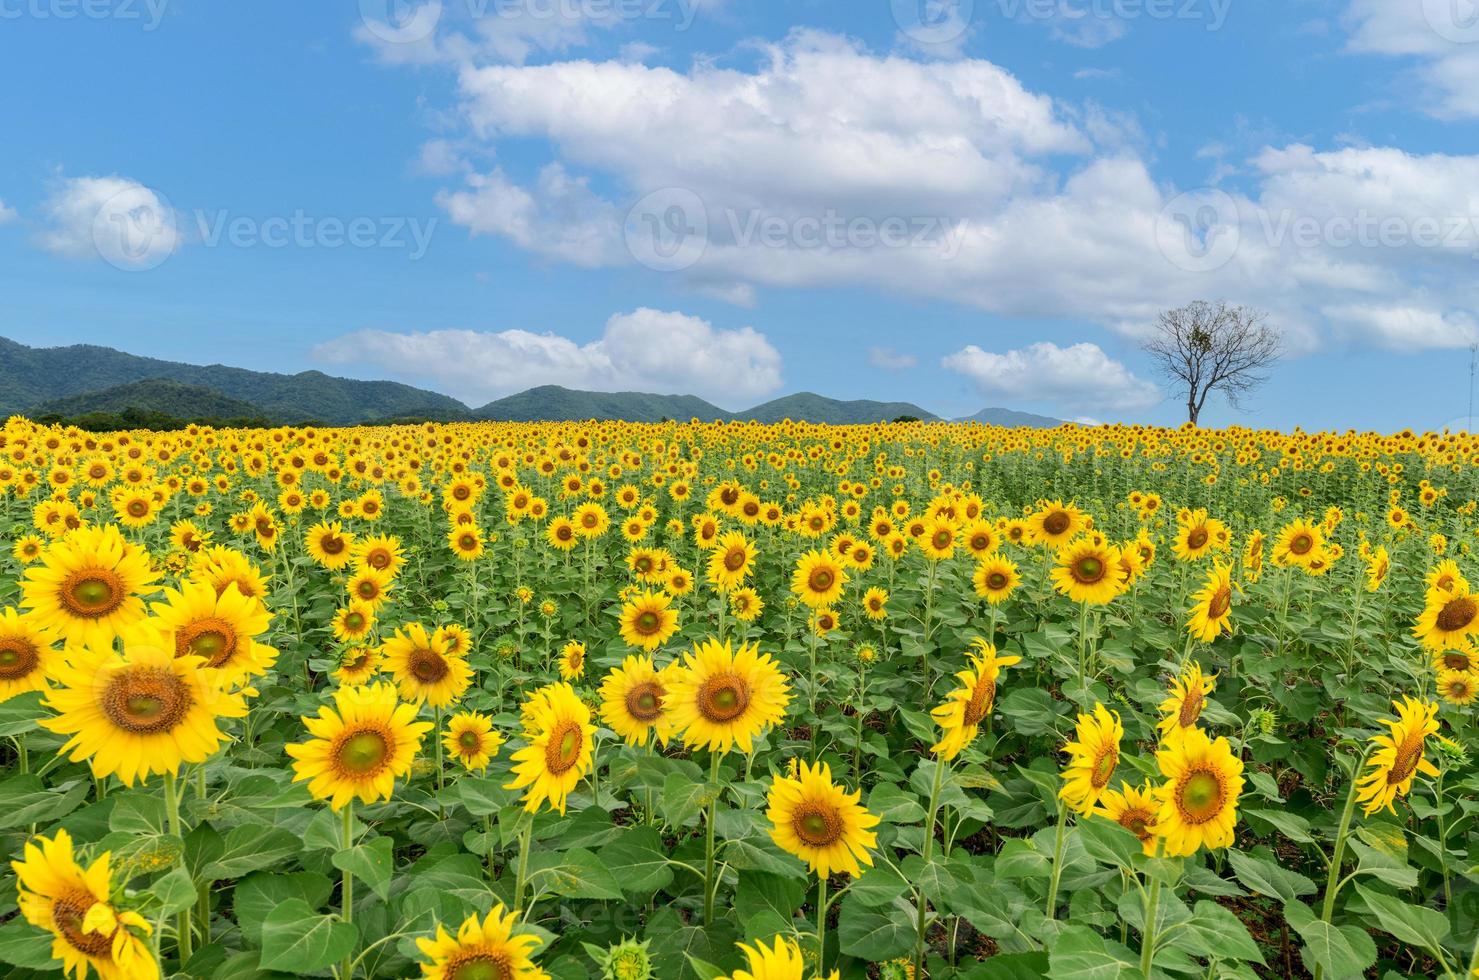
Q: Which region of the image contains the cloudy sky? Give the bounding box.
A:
[1,0,1477,428]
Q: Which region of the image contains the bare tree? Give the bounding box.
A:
[1142,301,1281,425]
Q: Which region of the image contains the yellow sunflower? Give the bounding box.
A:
[917,519,958,561]
[598,654,676,747]
[972,556,1020,604]
[1093,781,1160,856]
[41,621,247,786]
[766,760,880,878]
[414,904,548,980]
[286,681,431,810]
[505,682,596,814]
[381,623,472,708]
[21,525,160,648]
[707,531,756,592]
[1027,499,1084,549]
[345,567,395,610]
[447,525,485,562]
[790,550,847,609]
[725,935,834,980]
[443,711,503,772]
[861,587,889,621]
[665,637,792,755]
[353,534,405,577]
[334,646,381,686]
[331,601,377,643]
[545,516,580,551]
[11,829,158,980]
[729,587,764,622]
[1050,536,1124,605]
[305,521,356,570]
[1058,703,1123,815]
[618,590,680,652]
[1353,696,1440,816]
[558,641,587,681]
[0,606,53,703]
[1414,587,1479,651]
[1157,662,1215,745]
[930,639,1022,760]
[1152,727,1244,857]
[1186,563,1235,643]
[1436,669,1477,707]
[150,579,277,685]
[1272,518,1323,569]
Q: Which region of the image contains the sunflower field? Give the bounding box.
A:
[0,416,1474,980]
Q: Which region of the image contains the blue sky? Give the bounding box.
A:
[2,0,1477,429]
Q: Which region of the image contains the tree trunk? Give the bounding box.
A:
[1187,399,1199,425]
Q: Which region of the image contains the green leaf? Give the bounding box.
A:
[0,775,88,830]
[995,838,1052,880]
[1242,808,1314,843]
[203,824,303,880]
[527,847,624,900]
[1169,900,1265,965]
[258,898,358,973]
[867,783,926,824]
[734,871,805,935]
[849,861,911,907]
[598,827,674,895]
[661,772,712,828]
[1353,884,1449,952]
[332,836,395,901]
[0,918,59,970]
[960,951,1052,979]
[1284,900,1377,980]
[836,897,916,961]
[0,691,47,737]
[233,871,333,944]
[1348,839,1418,889]
[1226,849,1315,905]
[150,864,199,917]
[1046,924,1142,979]
[1076,816,1143,870]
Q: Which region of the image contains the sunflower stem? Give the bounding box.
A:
[703,751,723,924]
[163,770,193,964]
[340,802,354,980]
[1139,838,1165,976]
[816,874,828,971]
[1314,745,1372,980]
[914,755,946,976]
[1044,798,1069,919]
[512,814,533,917]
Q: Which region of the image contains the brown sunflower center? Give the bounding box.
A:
[697,674,750,723]
[344,611,367,631]
[336,729,390,776]
[970,533,990,551]
[320,534,345,554]
[1118,808,1154,842]
[962,676,996,726]
[1072,556,1106,585]
[52,889,115,958]
[1091,747,1118,789]
[366,549,392,570]
[1289,533,1314,555]
[931,529,952,549]
[1387,732,1425,785]
[724,548,747,572]
[1186,528,1208,550]
[544,720,584,775]
[986,571,1008,590]
[1177,687,1205,728]
[0,638,40,680]
[625,682,665,722]
[1207,587,1231,619]
[792,803,844,847]
[126,500,149,518]
[458,730,482,751]
[101,667,193,735]
[60,569,125,619]
[1440,650,1473,671]
[176,617,239,668]
[1175,769,1225,824]
[356,580,380,600]
[807,568,835,593]
[1436,597,1477,633]
[1042,511,1070,536]
[409,648,450,684]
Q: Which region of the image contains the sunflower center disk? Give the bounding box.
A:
[1075,557,1105,583]
[1091,748,1118,788]
[724,550,746,571]
[809,570,834,592]
[793,805,843,847]
[987,573,1007,590]
[1186,528,1208,550]
[62,570,124,618]
[1388,736,1424,784]
[180,619,238,667]
[458,731,482,751]
[337,730,390,775]
[1043,512,1070,535]
[1207,588,1231,619]
[1177,770,1224,824]
[1178,691,1204,728]
[635,612,660,634]
[54,890,115,957]
[0,640,38,679]
[102,667,192,735]
[1437,597,1477,632]
[699,676,750,723]
[625,684,664,722]
[544,721,583,775]
[410,649,450,683]
[962,678,995,726]
[447,951,512,980]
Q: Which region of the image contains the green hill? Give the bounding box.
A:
[34,379,269,420]
[0,336,471,425]
[735,392,938,424]
[953,407,1065,428]
[474,385,731,423]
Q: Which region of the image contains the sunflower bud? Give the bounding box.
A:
[594,937,654,980]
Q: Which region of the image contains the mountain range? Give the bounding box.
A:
[2,336,1064,427]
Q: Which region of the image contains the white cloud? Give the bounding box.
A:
[869,347,918,371]
[435,164,622,267]
[942,341,1161,414]
[1323,304,1478,349]
[36,175,181,270]
[0,199,16,224]
[1345,0,1479,118]
[314,308,781,407]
